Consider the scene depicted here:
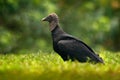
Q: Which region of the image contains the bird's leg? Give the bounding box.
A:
[60,54,69,61]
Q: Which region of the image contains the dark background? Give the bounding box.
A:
[0,0,119,53]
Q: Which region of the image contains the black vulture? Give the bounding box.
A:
[42,13,104,63]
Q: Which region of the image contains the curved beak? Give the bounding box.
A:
[42,17,47,21]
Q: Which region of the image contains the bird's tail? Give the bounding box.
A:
[90,53,104,64]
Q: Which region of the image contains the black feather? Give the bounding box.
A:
[42,13,104,63]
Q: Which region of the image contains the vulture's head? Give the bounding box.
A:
[42,13,59,23]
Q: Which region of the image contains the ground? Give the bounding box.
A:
[0,50,120,80]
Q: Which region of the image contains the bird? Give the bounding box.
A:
[42,13,104,63]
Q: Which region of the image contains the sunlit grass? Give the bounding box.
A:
[0,50,120,80]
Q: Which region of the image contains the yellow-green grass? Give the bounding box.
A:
[0,50,120,80]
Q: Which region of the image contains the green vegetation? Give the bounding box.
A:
[0,0,119,80]
[0,50,120,80]
[0,0,119,53]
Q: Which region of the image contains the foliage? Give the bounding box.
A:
[0,50,120,80]
[0,0,119,53]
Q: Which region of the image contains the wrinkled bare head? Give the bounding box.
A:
[42,13,59,23]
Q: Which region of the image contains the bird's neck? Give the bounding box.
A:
[49,20,65,42]
[51,23,65,42]
[49,21,58,31]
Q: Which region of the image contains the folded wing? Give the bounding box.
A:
[57,38,104,63]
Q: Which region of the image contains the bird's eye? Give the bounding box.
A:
[49,15,52,17]
[49,16,53,19]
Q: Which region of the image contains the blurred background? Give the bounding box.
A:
[0,0,119,53]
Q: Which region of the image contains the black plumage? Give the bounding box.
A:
[42,13,104,63]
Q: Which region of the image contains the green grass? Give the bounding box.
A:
[0,50,120,80]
